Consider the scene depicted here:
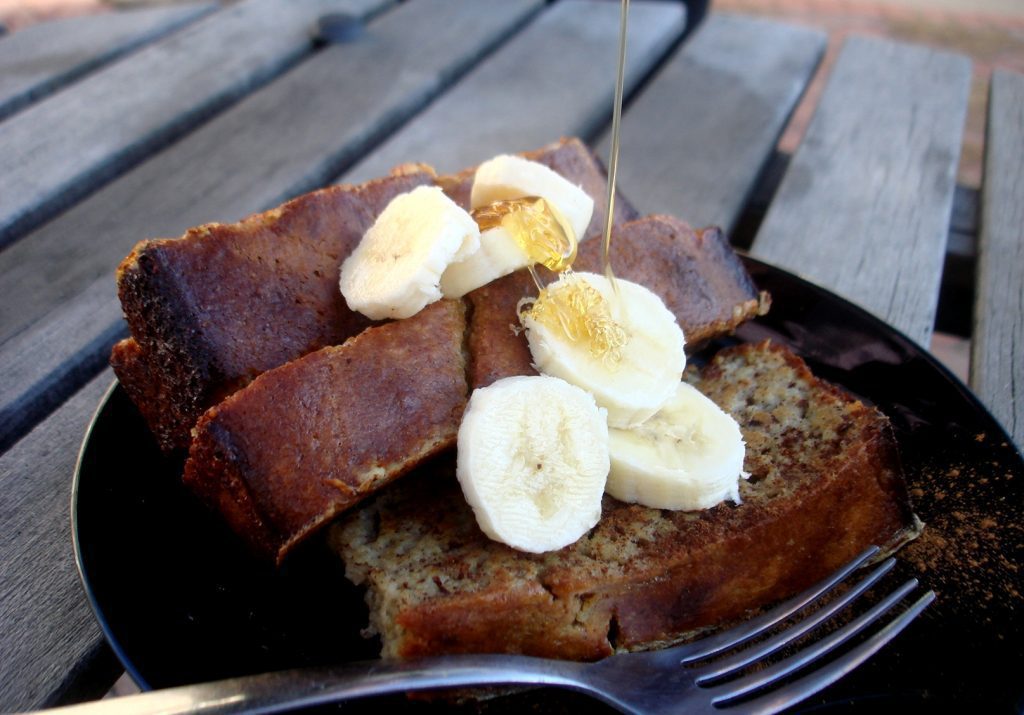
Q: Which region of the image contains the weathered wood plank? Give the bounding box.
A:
[0,3,215,121]
[0,371,118,711]
[595,13,826,233]
[0,0,542,451]
[0,0,390,248]
[750,36,971,347]
[971,69,1024,450]
[343,0,686,182]
[0,277,124,454]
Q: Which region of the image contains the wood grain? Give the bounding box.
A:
[342,0,686,182]
[0,3,214,121]
[0,371,118,711]
[0,276,124,453]
[595,13,825,233]
[750,36,971,347]
[0,0,540,451]
[971,69,1023,450]
[0,0,389,248]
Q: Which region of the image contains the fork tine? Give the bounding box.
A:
[727,589,935,715]
[708,579,927,704]
[694,557,895,683]
[677,546,880,663]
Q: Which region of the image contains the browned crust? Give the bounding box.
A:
[465,270,539,390]
[330,341,918,659]
[184,300,468,563]
[108,338,193,452]
[466,215,770,390]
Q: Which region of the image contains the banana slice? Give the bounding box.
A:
[339,185,479,320]
[439,225,527,299]
[456,375,609,553]
[470,155,594,241]
[522,271,686,429]
[440,155,594,298]
[607,381,747,510]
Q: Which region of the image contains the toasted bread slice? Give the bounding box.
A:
[328,341,920,660]
[184,299,468,563]
[466,215,770,390]
[115,168,433,451]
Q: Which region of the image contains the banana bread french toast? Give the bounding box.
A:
[329,341,920,660]
[114,167,433,452]
[185,299,468,563]
[181,213,770,561]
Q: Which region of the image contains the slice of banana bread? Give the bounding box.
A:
[328,341,920,660]
[114,167,434,452]
[184,299,468,563]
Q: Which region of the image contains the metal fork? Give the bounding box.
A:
[44,546,932,715]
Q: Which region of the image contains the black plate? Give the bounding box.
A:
[73,257,1024,712]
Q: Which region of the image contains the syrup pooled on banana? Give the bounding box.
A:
[471,196,628,368]
[470,195,577,280]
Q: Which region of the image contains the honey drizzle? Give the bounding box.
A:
[471,196,577,294]
[526,274,628,366]
[602,0,630,294]
[526,265,546,295]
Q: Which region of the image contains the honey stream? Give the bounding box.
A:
[602,0,629,293]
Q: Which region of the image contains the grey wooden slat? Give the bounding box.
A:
[0,0,543,452]
[0,0,390,248]
[749,36,971,347]
[0,370,117,711]
[0,276,124,454]
[0,3,216,121]
[595,13,826,233]
[744,154,978,259]
[343,0,686,183]
[971,69,1024,450]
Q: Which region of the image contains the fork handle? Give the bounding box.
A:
[36,656,589,715]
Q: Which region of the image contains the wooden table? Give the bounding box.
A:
[0,0,1020,710]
